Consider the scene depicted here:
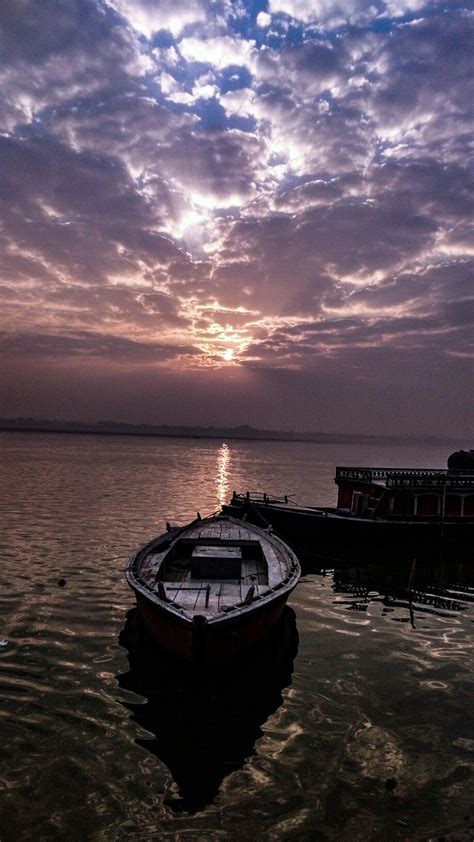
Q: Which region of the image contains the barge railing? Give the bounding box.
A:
[335,467,474,489]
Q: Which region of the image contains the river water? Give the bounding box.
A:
[0,432,472,841]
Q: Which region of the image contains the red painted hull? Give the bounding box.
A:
[134,589,291,664]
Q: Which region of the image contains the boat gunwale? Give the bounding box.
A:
[125,515,301,626]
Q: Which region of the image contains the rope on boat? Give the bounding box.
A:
[245,500,353,569]
[247,500,272,529]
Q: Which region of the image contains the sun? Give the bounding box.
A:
[222,348,234,362]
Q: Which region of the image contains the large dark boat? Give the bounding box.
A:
[222,451,474,557]
[126,514,300,663]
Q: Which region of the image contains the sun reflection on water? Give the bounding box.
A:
[216,442,231,508]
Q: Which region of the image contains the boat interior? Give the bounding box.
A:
[137,520,290,617]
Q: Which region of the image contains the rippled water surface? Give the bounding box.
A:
[1,432,473,841]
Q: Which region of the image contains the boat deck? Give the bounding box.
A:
[137,519,290,617]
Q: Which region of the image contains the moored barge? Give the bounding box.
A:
[223,451,474,557]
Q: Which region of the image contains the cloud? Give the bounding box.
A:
[0,0,151,132]
[179,35,256,71]
[105,0,207,38]
[256,11,272,27]
[212,195,438,316]
[156,128,266,205]
[0,134,182,271]
[268,0,378,27]
[0,0,471,435]
[50,93,195,181]
[267,0,434,27]
[0,330,196,365]
[0,131,192,354]
[366,13,473,156]
[255,37,347,93]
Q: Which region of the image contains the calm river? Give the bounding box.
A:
[0,432,473,841]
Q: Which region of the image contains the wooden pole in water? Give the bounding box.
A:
[440,477,447,545]
[407,557,416,629]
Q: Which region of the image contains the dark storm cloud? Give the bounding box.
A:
[294,202,437,274]
[0,0,149,132]
[369,14,473,129]
[275,177,349,209]
[0,133,184,281]
[0,282,186,336]
[256,36,347,88]
[0,0,116,62]
[1,135,152,226]
[51,94,192,173]
[342,260,474,312]
[0,330,196,364]
[159,128,266,201]
[212,198,438,316]
[242,308,473,372]
[371,160,474,222]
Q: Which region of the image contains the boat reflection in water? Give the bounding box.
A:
[332,557,474,624]
[296,542,474,624]
[117,606,299,814]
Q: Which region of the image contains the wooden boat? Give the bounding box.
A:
[125,514,301,663]
[222,452,474,558]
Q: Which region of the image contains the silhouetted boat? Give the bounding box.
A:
[222,452,474,558]
[125,514,300,663]
[117,606,299,813]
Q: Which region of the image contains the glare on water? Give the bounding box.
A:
[215,441,231,508]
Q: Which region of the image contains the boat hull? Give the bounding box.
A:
[134,588,290,664]
[126,515,301,663]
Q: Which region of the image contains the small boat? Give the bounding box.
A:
[222,451,474,558]
[125,514,301,663]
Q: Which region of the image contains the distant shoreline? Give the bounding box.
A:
[0,419,463,448]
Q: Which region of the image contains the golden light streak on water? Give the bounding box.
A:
[215,442,231,508]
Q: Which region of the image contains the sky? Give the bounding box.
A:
[0,0,472,436]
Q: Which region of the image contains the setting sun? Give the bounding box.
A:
[222,348,234,362]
